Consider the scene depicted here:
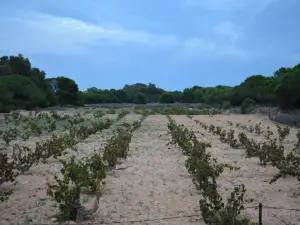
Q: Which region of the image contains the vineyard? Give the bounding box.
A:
[1,108,300,225]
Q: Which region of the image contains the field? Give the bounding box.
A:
[0,108,300,225]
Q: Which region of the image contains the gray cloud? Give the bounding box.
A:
[0,11,243,59]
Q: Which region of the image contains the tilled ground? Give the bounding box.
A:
[174,114,300,225]
[1,113,299,225]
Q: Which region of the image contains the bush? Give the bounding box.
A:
[103,128,132,168]
[241,98,255,114]
[0,153,17,202]
[167,117,252,225]
[47,154,106,221]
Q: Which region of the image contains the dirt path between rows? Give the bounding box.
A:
[174,115,300,225]
[95,115,201,225]
[0,114,140,225]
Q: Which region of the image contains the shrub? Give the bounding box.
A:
[296,130,300,148]
[84,152,106,193]
[270,152,300,184]
[103,128,132,168]
[47,178,81,221]
[0,153,17,202]
[93,110,105,118]
[167,117,251,225]
[264,126,273,139]
[199,184,249,225]
[47,155,105,221]
[241,98,255,114]
[2,127,18,145]
[276,125,290,142]
[12,144,37,174]
[107,109,116,114]
[117,111,129,121]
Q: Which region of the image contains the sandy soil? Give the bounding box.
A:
[0,113,136,224]
[95,115,200,225]
[173,114,300,225]
[1,112,300,225]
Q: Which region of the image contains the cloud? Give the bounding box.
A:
[0,11,246,60]
[183,38,215,51]
[213,21,240,43]
[0,11,179,55]
[177,41,246,60]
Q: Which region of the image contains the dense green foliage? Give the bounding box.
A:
[134,92,147,104]
[0,54,299,112]
[0,54,81,112]
[275,65,300,109]
[159,92,175,103]
[47,77,81,106]
[0,75,46,112]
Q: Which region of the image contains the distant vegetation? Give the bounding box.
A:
[0,54,299,112]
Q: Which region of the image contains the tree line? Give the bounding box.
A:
[0,54,299,112]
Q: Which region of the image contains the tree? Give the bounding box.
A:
[181,88,195,103]
[30,68,46,86]
[230,75,278,106]
[0,82,13,112]
[48,77,79,106]
[114,90,129,103]
[171,91,182,102]
[55,77,78,93]
[274,67,291,80]
[0,54,31,77]
[122,83,164,103]
[0,54,58,110]
[194,89,204,102]
[134,92,147,104]
[0,75,46,112]
[275,67,300,109]
[0,53,299,112]
[159,92,175,103]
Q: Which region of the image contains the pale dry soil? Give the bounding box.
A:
[2,113,300,225]
[0,113,136,224]
[173,114,300,225]
[1,113,201,225]
[95,115,200,225]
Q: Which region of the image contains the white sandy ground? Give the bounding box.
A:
[1,113,201,225]
[0,113,135,224]
[95,115,200,225]
[1,112,300,225]
[173,114,300,225]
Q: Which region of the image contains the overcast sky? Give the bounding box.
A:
[0,0,299,90]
